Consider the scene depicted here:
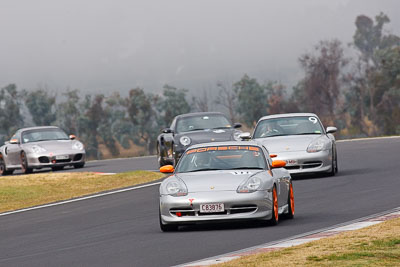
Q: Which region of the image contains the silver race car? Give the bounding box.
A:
[253,113,338,176]
[158,141,294,231]
[0,126,86,175]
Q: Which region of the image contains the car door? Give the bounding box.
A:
[262,146,288,207]
[5,132,23,167]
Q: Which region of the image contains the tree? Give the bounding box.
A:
[352,12,400,132]
[215,80,238,123]
[297,39,349,124]
[125,88,161,154]
[25,88,57,126]
[77,94,106,159]
[233,74,268,127]
[160,85,191,126]
[57,89,81,135]
[0,84,24,142]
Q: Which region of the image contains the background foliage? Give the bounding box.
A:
[1,13,399,159]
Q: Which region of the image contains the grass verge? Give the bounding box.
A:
[216,217,400,267]
[0,170,164,213]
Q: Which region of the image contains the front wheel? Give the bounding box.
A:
[21,152,33,174]
[157,144,167,167]
[0,157,13,176]
[283,182,295,219]
[268,186,279,226]
[328,149,338,176]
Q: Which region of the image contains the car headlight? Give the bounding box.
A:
[179,136,191,146]
[233,131,241,141]
[237,176,262,193]
[31,145,46,154]
[307,137,329,153]
[72,142,84,150]
[166,180,188,196]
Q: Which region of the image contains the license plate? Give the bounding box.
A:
[200,203,224,213]
[56,155,69,160]
[285,159,298,166]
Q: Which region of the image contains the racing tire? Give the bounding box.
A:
[268,186,279,226]
[51,166,64,171]
[0,157,13,176]
[283,182,295,219]
[159,209,178,232]
[74,162,85,169]
[327,149,338,176]
[157,144,167,167]
[21,151,33,174]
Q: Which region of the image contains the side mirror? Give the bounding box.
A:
[69,135,76,140]
[233,123,242,129]
[160,165,174,173]
[10,139,19,144]
[270,154,277,158]
[239,132,252,140]
[162,128,173,134]
[326,127,337,134]
[271,160,286,168]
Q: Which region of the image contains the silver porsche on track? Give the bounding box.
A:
[0,126,86,175]
[253,113,338,176]
[158,141,294,231]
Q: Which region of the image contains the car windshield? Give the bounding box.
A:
[22,128,69,143]
[253,116,324,138]
[175,115,231,133]
[176,145,266,173]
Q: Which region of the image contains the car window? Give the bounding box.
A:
[176,145,266,173]
[176,115,231,133]
[254,116,324,138]
[21,128,69,143]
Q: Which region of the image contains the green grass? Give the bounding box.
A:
[0,170,164,213]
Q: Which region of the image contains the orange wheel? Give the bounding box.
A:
[285,182,295,219]
[268,186,279,225]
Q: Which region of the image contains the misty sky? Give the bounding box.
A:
[1,0,399,96]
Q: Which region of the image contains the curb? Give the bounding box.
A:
[179,207,400,267]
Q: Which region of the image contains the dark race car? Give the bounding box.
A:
[156,112,242,166]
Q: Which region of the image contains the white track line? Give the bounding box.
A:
[0,181,161,217]
[336,135,400,142]
[179,207,400,267]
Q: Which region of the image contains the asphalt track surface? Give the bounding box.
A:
[1,137,400,266]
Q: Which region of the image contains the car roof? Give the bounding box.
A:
[188,140,262,149]
[258,113,318,122]
[175,112,226,119]
[19,126,60,132]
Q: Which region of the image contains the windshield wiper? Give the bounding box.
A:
[294,132,321,135]
[212,126,230,129]
[186,128,206,132]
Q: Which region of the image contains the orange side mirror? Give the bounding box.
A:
[271,160,286,168]
[270,154,277,158]
[160,165,174,173]
[10,139,19,144]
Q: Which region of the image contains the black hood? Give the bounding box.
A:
[175,128,238,145]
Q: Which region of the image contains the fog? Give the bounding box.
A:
[1,0,399,95]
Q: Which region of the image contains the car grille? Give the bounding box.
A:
[39,156,50,163]
[169,205,257,217]
[55,158,72,163]
[285,161,323,170]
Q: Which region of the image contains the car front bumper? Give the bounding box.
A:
[26,150,86,168]
[160,190,273,225]
[273,149,332,174]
